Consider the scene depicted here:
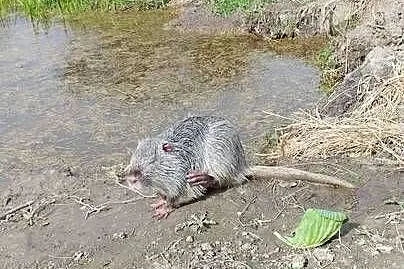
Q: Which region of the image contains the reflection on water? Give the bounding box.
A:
[0,10,322,184]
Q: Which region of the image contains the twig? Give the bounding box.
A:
[281,186,309,201]
[338,229,351,253]
[113,88,138,99]
[147,238,183,261]
[0,200,34,220]
[262,110,296,121]
[272,206,286,221]
[374,210,404,220]
[23,198,56,226]
[395,224,404,254]
[69,196,143,220]
[237,196,257,226]
[115,181,157,198]
[239,196,257,217]
[69,196,109,220]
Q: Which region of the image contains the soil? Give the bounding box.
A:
[1,160,403,269]
[1,1,403,269]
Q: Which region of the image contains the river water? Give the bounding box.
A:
[0,9,322,186]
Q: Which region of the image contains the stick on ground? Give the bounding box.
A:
[0,200,34,220]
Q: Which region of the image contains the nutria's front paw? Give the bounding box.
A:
[186,170,217,188]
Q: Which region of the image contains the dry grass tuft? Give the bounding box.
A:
[267,65,403,165]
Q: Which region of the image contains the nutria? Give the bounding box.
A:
[125,115,355,219]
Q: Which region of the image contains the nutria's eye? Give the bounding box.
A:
[162,143,173,152]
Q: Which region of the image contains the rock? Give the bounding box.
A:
[290,254,308,269]
[278,180,298,188]
[361,46,396,77]
[112,232,128,240]
[318,46,399,117]
[313,248,335,263]
[200,242,213,251]
[186,236,194,243]
[241,242,252,251]
[375,244,394,253]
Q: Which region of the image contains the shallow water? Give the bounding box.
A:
[0,10,322,185]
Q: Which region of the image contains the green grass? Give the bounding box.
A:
[0,0,14,17]
[315,44,343,95]
[212,0,275,17]
[0,0,169,21]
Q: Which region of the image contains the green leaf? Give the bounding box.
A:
[274,208,348,249]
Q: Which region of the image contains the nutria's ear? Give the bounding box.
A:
[162,143,173,152]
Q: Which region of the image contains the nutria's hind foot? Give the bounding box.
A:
[150,196,174,219]
[151,197,168,209]
[186,170,217,188]
[152,205,173,220]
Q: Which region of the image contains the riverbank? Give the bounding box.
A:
[166,0,403,165]
[245,0,403,166]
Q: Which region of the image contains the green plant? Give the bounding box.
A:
[315,45,343,94]
[212,0,275,17]
[0,0,170,21]
[0,0,15,17]
[213,0,249,16]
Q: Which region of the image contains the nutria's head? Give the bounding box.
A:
[125,137,174,193]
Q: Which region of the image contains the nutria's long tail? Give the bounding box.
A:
[247,165,356,189]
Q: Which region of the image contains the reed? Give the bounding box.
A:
[0,0,169,20]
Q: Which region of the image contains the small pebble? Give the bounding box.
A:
[186,236,194,243]
[376,244,394,253]
[313,248,335,263]
[278,181,298,188]
[241,242,252,251]
[201,242,213,251]
[291,254,308,269]
[112,232,127,239]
